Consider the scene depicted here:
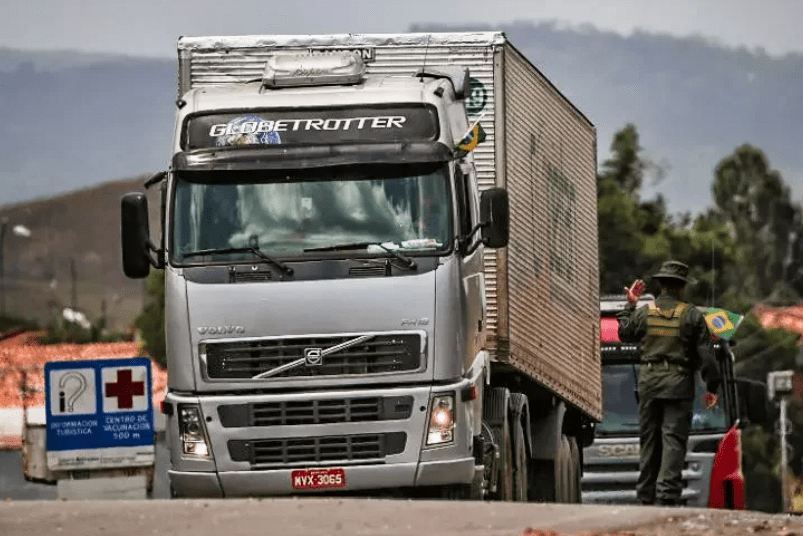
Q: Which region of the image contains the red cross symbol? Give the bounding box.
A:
[104,369,145,409]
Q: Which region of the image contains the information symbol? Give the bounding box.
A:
[58,372,87,413]
[49,368,97,416]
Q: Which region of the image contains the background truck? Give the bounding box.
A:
[121,31,599,500]
[582,295,768,508]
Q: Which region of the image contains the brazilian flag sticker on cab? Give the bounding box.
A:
[704,307,744,340]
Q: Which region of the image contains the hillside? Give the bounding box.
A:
[1,23,802,215]
[0,175,160,331]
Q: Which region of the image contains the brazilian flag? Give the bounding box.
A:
[455,122,487,157]
[704,307,744,340]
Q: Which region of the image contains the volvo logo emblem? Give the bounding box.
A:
[304,347,323,366]
[197,326,245,335]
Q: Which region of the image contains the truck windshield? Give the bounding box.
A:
[170,163,452,263]
[596,363,729,436]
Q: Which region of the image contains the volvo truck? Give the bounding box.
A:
[582,295,768,508]
[121,32,600,500]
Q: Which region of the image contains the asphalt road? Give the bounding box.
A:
[2,498,803,536]
[3,438,802,536]
[0,431,170,500]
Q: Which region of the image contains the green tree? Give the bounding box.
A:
[136,270,166,368]
[712,144,801,302]
[597,124,671,294]
[600,123,645,197]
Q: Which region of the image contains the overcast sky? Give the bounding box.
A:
[1,0,801,58]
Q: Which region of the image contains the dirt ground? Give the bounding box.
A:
[563,509,803,536]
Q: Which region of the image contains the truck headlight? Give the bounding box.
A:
[179,404,212,458]
[427,394,455,445]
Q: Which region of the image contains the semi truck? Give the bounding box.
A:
[582,295,768,508]
[121,32,600,500]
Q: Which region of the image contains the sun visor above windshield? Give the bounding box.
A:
[172,142,453,172]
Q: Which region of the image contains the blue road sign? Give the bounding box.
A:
[45,357,154,469]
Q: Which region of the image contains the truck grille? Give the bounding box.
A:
[582,461,689,493]
[203,333,422,379]
[217,396,414,427]
[228,432,407,468]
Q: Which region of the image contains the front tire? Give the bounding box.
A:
[485,387,513,501]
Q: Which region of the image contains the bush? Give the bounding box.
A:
[37,318,130,345]
[135,271,166,368]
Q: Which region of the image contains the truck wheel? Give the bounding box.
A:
[494,416,514,501]
[512,417,528,502]
[568,436,581,503]
[484,387,513,501]
[558,434,571,502]
[527,435,571,502]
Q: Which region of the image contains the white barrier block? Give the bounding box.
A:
[56,474,148,500]
[0,408,23,449]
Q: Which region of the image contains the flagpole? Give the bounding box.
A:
[458,111,487,142]
[711,237,715,307]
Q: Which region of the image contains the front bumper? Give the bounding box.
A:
[170,457,475,498]
[166,381,477,497]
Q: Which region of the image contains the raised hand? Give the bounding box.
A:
[624,279,645,305]
[703,392,718,409]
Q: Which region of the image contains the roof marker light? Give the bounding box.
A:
[262,52,365,88]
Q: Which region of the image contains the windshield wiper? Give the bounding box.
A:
[304,241,417,270]
[182,246,294,276]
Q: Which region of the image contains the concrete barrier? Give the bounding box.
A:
[0,408,23,449]
[22,406,54,483]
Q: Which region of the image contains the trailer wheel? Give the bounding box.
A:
[512,417,528,501]
[558,434,571,502]
[494,416,514,501]
[568,436,582,503]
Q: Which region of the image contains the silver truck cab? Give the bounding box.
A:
[122,51,509,498]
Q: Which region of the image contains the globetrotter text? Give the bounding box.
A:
[209,115,408,136]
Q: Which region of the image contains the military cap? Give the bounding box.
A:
[652,260,689,283]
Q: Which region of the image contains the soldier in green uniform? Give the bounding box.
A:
[617,260,721,506]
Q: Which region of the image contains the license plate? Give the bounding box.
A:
[291,468,346,490]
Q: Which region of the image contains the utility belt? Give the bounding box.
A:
[641,358,691,372]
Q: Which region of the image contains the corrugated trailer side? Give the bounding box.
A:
[493,42,600,421]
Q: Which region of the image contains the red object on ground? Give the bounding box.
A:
[708,425,746,509]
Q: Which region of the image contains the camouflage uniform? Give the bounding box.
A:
[616,262,721,505]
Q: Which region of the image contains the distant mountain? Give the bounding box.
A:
[0,51,174,205]
[2,22,803,214]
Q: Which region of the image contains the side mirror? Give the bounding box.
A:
[455,67,470,100]
[736,378,769,426]
[480,187,509,249]
[121,192,154,278]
